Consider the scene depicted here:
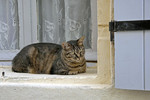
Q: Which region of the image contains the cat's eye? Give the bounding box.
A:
[66,53,71,58]
[80,51,84,56]
[73,54,76,58]
[66,52,74,58]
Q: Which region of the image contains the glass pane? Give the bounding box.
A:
[0,0,19,50]
[37,0,91,49]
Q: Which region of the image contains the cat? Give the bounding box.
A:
[12,36,86,75]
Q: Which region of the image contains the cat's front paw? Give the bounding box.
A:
[68,71,78,75]
[78,67,86,73]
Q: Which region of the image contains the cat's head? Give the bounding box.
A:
[61,36,85,63]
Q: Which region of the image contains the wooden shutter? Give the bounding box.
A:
[145,0,150,91]
[114,0,144,90]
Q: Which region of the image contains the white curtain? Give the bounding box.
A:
[37,0,92,48]
[0,0,19,50]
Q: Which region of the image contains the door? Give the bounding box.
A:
[114,0,150,90]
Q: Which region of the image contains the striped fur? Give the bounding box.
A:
[12,36,86,75]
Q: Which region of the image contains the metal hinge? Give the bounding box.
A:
[109,20,150,41]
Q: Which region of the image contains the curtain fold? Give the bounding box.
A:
[38,0,91,48]
[0,0,19,50]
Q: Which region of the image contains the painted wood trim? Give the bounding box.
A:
[18,0,24,49]
[84,0,97,61]
[145,0,150,91]
[90,0,98,52]
[0,50,19,60]
[30,0,38,43]
[85,51,97,61]
[114,0,144,90]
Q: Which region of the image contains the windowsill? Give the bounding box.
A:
[0,66,98,84]
[0,82,111,90]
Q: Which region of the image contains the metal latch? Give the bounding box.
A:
[109,20,150,41]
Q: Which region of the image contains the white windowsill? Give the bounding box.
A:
[0,66,97,84]
[0,82,111,90]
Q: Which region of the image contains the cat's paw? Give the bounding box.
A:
[68,71,78,75]
[78,68,86,73]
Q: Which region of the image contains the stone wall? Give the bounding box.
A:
[97,0,112,84]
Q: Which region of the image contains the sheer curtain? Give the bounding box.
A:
[0,0,19,50]
[37,0,91,48]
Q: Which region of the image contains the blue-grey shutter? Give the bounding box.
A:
[114,0,144,90]
[145,0,150,91]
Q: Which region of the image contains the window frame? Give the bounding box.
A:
[85,0,97,61]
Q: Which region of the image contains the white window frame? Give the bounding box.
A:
[0,0,37,63]
[0,0,97,64]
[85,0,97,61]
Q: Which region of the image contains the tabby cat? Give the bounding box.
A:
[12,36,86,75]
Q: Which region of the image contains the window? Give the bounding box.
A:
[0,0,38,65]
[37,0,97,66]
[0,0,99,86]
[0,0,97,67]
[0,0,19,65]
[0,0,98,79]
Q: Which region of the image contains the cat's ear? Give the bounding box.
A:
[62,42,72,50]
[77,36,85,46]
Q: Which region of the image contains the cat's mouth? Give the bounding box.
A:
[76,58,80,62]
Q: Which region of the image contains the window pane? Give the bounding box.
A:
[0,0,19,50]
[37,0,91,49]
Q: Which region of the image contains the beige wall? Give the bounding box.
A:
[97,0,113,84]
